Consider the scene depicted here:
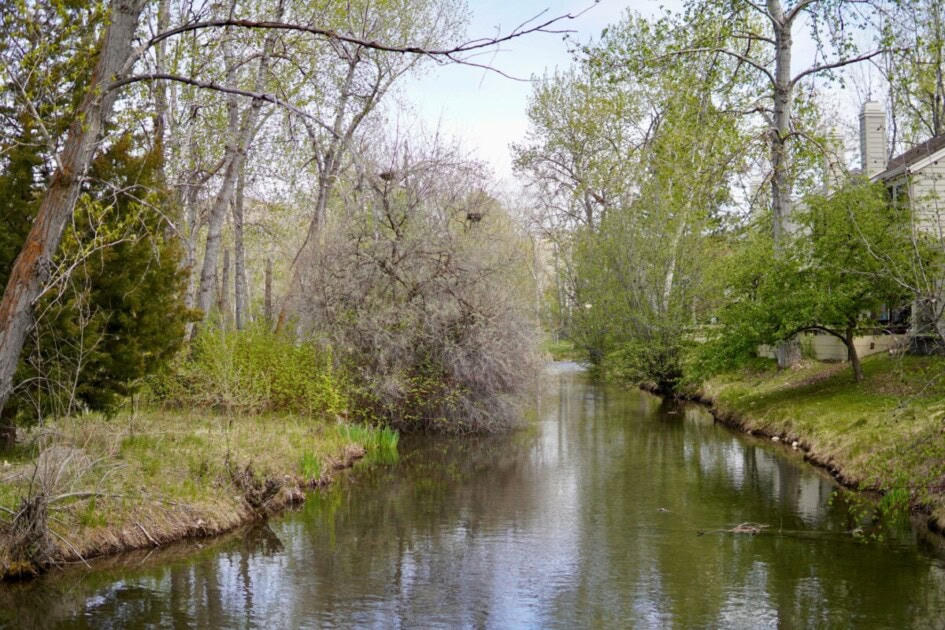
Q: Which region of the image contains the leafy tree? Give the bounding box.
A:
[707,181,924,383]
[878,0,945,149]
[517,12,751,392]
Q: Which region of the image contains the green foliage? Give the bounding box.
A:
[522,13,751,393]
[602,337,689,394]
[540,338,581,362]
[299,451,321,480]
[336,424,399,465]
[346,355,465,432]
[157,323,347,417]
[880,0,945,144]
[700,181,926,382]
[0,133,192,420]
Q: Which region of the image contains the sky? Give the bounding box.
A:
[400,0,876,184]
[401,0,653,181]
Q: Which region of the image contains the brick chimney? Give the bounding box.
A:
[859,101,887,177]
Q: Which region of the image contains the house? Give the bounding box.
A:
[862,101,945,239]
[762,102,944,361]
[860,101,945,348]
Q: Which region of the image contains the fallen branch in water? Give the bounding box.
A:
[698,522,770,536]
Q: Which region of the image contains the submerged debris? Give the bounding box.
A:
[697,522,770,537]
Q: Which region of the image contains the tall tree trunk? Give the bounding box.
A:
[0,0,147,440]
[154,0,171,180]
[194,108,260,323]
[233,165,248,330]
[769,15,794,248]
[769,2,802,368]
[220,248,231,324]
[276,54,399,329]
[195,2,281,325]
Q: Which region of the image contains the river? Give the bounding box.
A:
[2,363,945,628]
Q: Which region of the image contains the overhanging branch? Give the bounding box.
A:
[107,73,314,120]
[146,9,588,58]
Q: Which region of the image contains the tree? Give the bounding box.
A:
[1,135,192,419]
[515,12,752,390]
[0,0,583,438]
[620,0,885,368]
[878,0,945,150]
[710,181,919,382]
[300,132,539,432]
[275,0,468,327]
[0,0,149,442]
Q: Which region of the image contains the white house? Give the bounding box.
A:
[860,101,945,348]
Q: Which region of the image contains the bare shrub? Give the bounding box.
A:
[299,136,540,433]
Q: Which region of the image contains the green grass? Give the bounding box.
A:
[299,451,321,480]
[701,354,945,525]
[541,338,582,362]
[336,424,399,465]
[0,410,399,575]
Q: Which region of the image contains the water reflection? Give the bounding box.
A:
[3,368,945,628]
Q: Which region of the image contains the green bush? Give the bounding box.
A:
[154,323,346,416]
[602,337,688,395]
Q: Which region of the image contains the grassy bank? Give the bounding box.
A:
[696,354,945,530]
[541,338,583,362]
[0,411,398,579]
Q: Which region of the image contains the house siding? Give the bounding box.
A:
[909,165,945,238]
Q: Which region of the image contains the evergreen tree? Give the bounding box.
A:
[0,131,193,419]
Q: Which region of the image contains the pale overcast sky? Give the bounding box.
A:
[400,0,654,181]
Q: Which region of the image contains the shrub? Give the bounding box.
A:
[153,323,346,416]
[298,139,540,433]
[602,336,688,395]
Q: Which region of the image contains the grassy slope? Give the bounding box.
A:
[0,411,397,577]
[699,354,945,528]
[541,338,583,362]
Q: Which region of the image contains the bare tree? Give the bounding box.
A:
[301,132,539,432]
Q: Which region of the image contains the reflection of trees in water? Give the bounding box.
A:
[0,523,287,628]
[2,371,945,627]
[539,381,945,628]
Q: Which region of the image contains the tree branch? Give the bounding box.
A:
[791,49,886,85]
[785,0,822,24]
[660,47,776,86]
[146,10,587,58]
[107,73,314,120]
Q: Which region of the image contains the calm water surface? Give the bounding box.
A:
[3,363,945,628]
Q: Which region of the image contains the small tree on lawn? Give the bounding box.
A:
[712,181,923,383]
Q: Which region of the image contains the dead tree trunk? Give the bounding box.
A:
[0,0,146,440]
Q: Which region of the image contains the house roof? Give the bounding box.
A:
[875,133,945,181]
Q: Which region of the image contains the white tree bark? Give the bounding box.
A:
[194,6,281,323]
